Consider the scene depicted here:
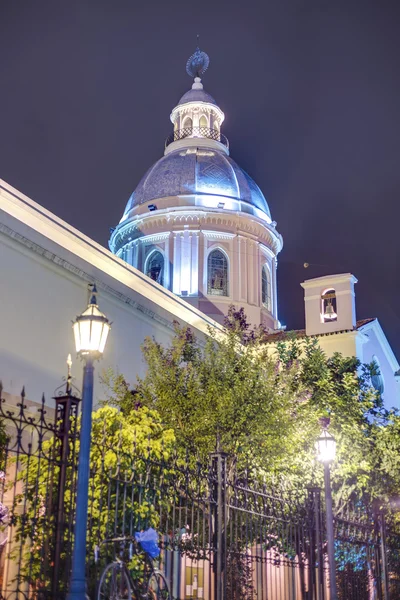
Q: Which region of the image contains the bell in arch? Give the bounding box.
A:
[324,299,337,320]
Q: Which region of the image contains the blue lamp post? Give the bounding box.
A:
[67,285,111,600]
[316,419,338,600]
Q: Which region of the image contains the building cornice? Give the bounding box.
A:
[164,137,229,156]
[112,208,283,256]
[301,273,358,289]
[202,230,236,240]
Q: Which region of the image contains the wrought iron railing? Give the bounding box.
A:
[165,126,229,149]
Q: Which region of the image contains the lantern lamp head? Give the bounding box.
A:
[316,420,336,464]
[73,285,111,359]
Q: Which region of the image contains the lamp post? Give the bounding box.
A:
[316,419,338,600]
[67,285,110,600]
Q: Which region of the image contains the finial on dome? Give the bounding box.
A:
[186,38,210,80]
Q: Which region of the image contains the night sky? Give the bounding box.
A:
[1,1,400,355]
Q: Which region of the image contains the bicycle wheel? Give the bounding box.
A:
[97,562,133,600]
[147,571,171,600]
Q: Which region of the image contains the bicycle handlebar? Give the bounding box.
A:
[99,536,136,546]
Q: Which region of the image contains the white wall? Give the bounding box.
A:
[0,231,177,405]
[0,179,224,407]
[358,324,400,409]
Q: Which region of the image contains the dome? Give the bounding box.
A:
[178,88,217,106]
[121,147,271,221]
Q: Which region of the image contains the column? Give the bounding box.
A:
[191,232,199,296]
[127,243,133,266]
[173,233,181,295]
[180,231,191,295]
[247,240,254,305]
[164,234,171,290]
[272,257,278,320]
[241,237,248,303]
[203,235,208,294]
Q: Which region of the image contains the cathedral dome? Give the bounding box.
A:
[121,147,271,222]
[110,45,282,332]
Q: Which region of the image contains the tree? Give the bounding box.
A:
[122,310,400,509]
[126,319,317,482]
[9,404,175,595]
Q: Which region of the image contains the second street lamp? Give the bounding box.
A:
[67,285,111,600]
[316,419,338,600]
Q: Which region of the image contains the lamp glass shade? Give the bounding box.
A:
[316,429,336,463]
[73,303,110,356]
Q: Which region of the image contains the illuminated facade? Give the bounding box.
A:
[0,48,398,408]
[109,48,282,329]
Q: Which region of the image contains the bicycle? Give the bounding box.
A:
[96,536,171,600]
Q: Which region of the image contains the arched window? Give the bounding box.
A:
[199,115,208,128]
[207,249,228,296]
[321,288,337,322]
[371,355,384,394]
[182,116,192,131]
[261,265,272,311]
[145,250,164,286]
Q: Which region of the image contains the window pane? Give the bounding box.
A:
[146,251,164,286]
[262,265,272,311]
[207,250,228,296]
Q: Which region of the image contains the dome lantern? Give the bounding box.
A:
[166,46,227,154]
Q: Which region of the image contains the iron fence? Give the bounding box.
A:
[0,383,399,600]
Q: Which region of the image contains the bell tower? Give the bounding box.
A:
[301,273,357,336]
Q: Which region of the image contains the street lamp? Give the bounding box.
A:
[67,285,110,600]
[316,418,338,600]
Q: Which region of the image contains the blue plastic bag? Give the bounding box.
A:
[135,527,160,558]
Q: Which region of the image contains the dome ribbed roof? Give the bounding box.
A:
[178,88,217,106]
[121,148,271,220]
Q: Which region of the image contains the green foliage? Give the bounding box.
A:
[130,320,317,482]
[9,404,175,591]
[125,312,400,513]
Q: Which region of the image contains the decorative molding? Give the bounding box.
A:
[0,222,176,332]
[259,243,275,260]
[301,274,358,289]
[113,210,282,255]
[139,232,170,244]
[202,230,236,240]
